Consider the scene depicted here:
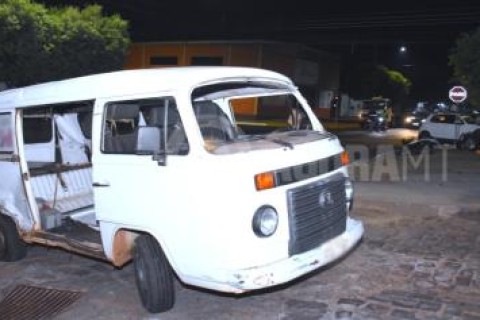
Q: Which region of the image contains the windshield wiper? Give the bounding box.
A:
[269,138,294,149]
[245,135,294,149]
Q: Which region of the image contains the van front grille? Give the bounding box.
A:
[287,176,347,256]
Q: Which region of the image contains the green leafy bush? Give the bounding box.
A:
[0,0,130,87]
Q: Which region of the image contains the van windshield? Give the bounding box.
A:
[191,82,319,154]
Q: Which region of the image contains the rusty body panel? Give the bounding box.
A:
[20,227,139,267]
[111,229,138,267]
[24,231,107,262]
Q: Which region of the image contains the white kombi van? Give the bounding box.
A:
[0,67,364,312]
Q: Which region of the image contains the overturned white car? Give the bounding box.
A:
[419,113,480,150]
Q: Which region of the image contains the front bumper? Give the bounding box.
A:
[184,217,364,293]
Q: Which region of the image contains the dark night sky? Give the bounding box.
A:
[40,0,480,102]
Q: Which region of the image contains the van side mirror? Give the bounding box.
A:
[136,126,167,166]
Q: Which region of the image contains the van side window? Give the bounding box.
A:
[102,97,189,155]
[0,113,14,153]
[23,112,53,144]
[20,103,93,165]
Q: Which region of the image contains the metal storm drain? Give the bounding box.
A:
[0,284,83,320]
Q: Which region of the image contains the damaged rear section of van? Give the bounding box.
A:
[0,66,363,313]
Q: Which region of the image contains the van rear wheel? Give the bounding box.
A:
[0,215,27,262]
[134,234,175,313]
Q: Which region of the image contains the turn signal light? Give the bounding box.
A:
[255,172,276,191]
[341,151,350,166]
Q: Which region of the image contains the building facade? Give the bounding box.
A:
[125,41,340,117]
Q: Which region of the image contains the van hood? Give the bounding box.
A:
[210,130,337,155]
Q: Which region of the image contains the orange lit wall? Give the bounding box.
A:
[231,98,257,116]
[229,45,260,67]
[124,44,144,69]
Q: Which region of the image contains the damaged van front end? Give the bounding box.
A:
[168,76,364,293]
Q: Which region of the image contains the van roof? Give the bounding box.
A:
[0,66,292,109]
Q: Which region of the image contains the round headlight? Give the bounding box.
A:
[252,206,278,237]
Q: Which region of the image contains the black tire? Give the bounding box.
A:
[418,131,431,140]
[0,214,27,262]
[463,135,477,151]
[134,234,174,313]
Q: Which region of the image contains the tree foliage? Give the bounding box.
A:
[346,63,411,110]
[0,0,130,87]
[449,27,480,106]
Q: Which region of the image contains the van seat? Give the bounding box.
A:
[30,166,93,213]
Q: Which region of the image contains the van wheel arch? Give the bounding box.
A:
[0,213,27,262]
[110,229,174,269]
[111,228,148,267]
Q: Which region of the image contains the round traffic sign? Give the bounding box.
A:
[449,86,468,104]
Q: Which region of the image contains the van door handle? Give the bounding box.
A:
[93,182,110,187]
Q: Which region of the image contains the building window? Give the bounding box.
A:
[150,56,178,66]
[190,56,223,66]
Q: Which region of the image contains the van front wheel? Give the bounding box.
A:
[0,214,27,262]
[134,234,175,313]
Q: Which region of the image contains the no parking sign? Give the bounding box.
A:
[449,86,468,104]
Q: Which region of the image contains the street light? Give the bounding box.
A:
[399,46,407,53]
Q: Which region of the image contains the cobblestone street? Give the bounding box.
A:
[1,150,479,319]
